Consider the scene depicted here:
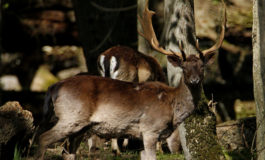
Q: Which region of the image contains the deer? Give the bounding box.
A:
[98,45,166,83]
[93,45,167,154]
[139,0,226,153]
[35,0,225,159]
[138,0,225,154]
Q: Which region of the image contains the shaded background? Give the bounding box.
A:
[0,0,254,138]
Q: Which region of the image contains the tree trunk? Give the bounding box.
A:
[164,0,224,159]
[178,88,224,160]
[252,0,265,159]
[137,0,150,54]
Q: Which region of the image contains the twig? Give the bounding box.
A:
[241,123,249,148]
[251,130,257,160]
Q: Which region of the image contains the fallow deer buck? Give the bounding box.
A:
[138,0,226,154]
[95,45,167,154]
[35,0,225,160]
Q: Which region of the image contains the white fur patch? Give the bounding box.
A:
[110,56,119,79]
[138,67,151,83]
[99,55,106,77]
[157,92,163,100]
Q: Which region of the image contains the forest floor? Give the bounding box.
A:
[23,140,184,160]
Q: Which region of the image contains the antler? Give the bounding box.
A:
[201,0,226,55]
[138,0,183,59]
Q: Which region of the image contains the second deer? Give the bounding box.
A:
[95,45,167,154]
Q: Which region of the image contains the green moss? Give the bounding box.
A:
[157,152,184,160]
[184,90,225,160]
[223,148,256,160]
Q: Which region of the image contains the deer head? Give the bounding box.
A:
[138,0,226,87]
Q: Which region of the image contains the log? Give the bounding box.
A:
[0,101,34,160]
[216,117,256,151]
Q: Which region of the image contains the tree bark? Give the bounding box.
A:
[164,0,225,159]
[252,0,265,159]
[137,0,150,54]
[178,88,224,160]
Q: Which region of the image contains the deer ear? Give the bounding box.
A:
[204,52,216,65]
[167,55,182,67]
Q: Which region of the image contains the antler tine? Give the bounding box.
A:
[138,0,183,59]
[178,41,186,60]
[202,0,226,55]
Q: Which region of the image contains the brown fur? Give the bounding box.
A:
[35,74,195,160]
[97,45,167,154]
[35,48,211,160]
[168,55,204,87]
[98,45,166,83]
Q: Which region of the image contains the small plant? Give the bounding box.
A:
[157,152,184,160]
[13,144,22,160]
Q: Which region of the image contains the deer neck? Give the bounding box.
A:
[171,77,195,128]
[171,77,204,128]
[187,84,203,107]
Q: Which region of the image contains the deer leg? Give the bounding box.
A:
[35,126,67,160]
[156,141,163,153]
[88,135,102,153]
[122,138,129,148]
[62,134,84,160]
[35,121,88,160]
[141,133,158,160]
[111,138,121,155]
[166,129,181,154]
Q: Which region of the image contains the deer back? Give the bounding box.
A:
[47,75,194,128]
[97,45,166,83]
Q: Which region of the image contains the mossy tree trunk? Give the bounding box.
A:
[253,0,265,159]
[164,0,225,159]
[178,87,224,159]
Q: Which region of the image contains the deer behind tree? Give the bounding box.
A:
[138,0,226,155]
[97,45,166,83]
